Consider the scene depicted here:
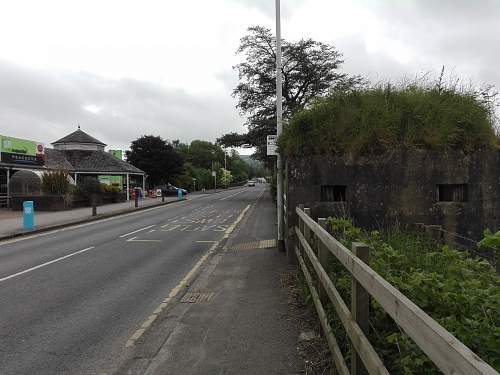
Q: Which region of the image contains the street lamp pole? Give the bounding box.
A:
[276,0,284,252]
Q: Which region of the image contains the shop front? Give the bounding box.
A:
[0,135,46,208]
[0,128,146,209]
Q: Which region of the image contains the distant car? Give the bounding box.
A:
[248,180,255,187]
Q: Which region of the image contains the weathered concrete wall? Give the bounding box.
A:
[285,149,500,259]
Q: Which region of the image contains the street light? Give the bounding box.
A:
[276,0,284,252]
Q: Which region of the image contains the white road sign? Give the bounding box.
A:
[267,135,277,156]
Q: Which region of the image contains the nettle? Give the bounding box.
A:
[307,218,500,373]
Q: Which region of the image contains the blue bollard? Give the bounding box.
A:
[177,188,182,199]
[23,201,34,230]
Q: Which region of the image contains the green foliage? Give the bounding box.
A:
[99,184,121,194]
[173,173,194,191]
[183,140,224,170]
[126,135,184,188]
[280,82,499,157]
[218,25,363,164]
[74,177,101,203]
[173,141,253,190]
[478,229,500,263]
[41,170,71,195]
[219,168,233,187]
[319,217,499,373]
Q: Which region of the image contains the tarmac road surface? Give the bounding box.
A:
[0,185,265,374]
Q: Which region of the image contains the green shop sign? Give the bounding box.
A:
[0,135,45,166]
[98,175,123,186]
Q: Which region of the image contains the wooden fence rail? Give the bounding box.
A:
[295,206,498,375]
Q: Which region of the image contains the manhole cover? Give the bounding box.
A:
[181,292,215,304]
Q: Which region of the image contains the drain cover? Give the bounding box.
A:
[181,292,215,304]
[231,239,277,251]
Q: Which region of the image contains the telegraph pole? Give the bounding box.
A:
[276,0,284,252]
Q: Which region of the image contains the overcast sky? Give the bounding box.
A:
[0,0,498,153]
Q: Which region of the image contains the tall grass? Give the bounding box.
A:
[280,78,499,157]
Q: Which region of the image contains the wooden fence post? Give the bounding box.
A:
[297,204,305,256]
[298,204,304,234]
[317,218,330,305]
[351,242,370,375]
[303,207,311,245]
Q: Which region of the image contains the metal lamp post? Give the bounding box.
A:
[276,0,284,252]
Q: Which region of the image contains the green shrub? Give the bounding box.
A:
[74,177,101,203]
[100,184,121,194]
[280,82,499,157]
[478,229,500,265]
[41,170,71,195]
[316,218,499,373]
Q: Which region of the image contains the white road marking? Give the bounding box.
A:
[126,237,162,243]
[119,225,155,238]
[124,200,253,348]
[219,188,250,200]
[0,247,96,283]
[196,240,218,243]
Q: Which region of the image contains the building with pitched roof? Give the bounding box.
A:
[0,128,146,207]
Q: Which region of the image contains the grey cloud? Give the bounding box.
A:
[0,60,244,150]
[363,0,500,86]
[233,0,304,18]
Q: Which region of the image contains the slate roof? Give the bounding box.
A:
[52,129,106,146]
[60,149,144,174]
[44,149,75,171]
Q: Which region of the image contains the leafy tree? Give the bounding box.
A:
[219,168,233,187]
[170,140,253,189]
[184,140,224,170]
[228,157,249,183]
[126,135,183,188]
[218,26,364,162]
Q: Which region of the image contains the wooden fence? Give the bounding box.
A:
[295,206,498,375]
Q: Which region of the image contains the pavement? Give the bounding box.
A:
[0,184,301,374]
[117,184,301,375]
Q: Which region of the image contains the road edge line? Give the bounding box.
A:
[124,203,252,348]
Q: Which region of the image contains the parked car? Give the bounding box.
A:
[248,180,255,187]
[157,185,188,196]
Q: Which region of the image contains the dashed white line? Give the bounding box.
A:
[126,237,162,243]
[0,247,96,283]
[119,225,155,238]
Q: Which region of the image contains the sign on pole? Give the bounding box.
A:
[267,135,277,156]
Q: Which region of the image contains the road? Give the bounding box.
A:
[0,185,266,374]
